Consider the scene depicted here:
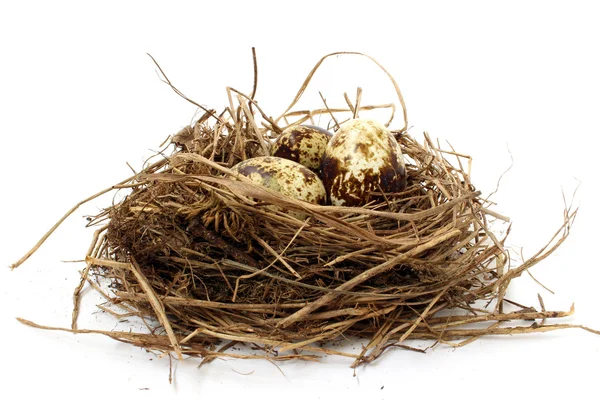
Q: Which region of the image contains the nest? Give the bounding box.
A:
[14,52,592,368]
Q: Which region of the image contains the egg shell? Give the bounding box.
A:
[233,156,327,206]
[271,125,333,173]
[321,118,407,206]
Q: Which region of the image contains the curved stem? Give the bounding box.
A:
[275,52,408,132]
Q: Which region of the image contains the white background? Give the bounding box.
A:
[1,1,599,399]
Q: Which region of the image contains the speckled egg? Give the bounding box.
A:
[321,118,407,206]
[271,125,333,173]
[232,156,327,206]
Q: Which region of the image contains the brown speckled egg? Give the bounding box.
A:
[271,125,333,173]
[321,118,407,206]
[233,156,326,206]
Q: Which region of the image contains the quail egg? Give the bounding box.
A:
[321,118,407,206]
[271,125,333,173]
[233,156,327,206]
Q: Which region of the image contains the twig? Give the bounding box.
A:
[10,159,168,269]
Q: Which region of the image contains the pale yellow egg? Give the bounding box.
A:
[233,156,327,207]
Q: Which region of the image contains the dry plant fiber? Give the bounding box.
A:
[12,50,598,369]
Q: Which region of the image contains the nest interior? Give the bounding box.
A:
[15,52,582,367]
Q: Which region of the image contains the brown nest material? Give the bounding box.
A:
[13,51,596,368]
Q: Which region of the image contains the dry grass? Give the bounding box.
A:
[12,51,596,368]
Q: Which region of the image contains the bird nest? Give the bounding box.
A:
[14,51,590,368]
